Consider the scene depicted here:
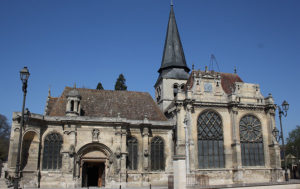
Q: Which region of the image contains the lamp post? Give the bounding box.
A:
[14,67,30,189]
[278,100,289,182]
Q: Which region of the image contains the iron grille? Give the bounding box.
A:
[197,110,225,168]
[151,137,164,171]
[239,115,264,166]
[42,133,63,170]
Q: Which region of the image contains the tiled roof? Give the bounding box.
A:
[185,71,243,94]
[45,97,58,115]
[220,72,243,94]
[46,87,167,121]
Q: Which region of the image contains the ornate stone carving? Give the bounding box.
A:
[115,147,121,158]
[144,149,149,157]
[92,128,100,142]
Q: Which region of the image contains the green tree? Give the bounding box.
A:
[286,125,300,159]
[96,82,104,90]
[0,114,10,160]
[114,74,127,90]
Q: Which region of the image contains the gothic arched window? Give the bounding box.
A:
[239,115,264,166]
[197,110,224,168]
[42,133,63,170]
[127,136,138,170]
[151,137,164,171]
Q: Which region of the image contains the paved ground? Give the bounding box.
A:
[0,178,300,189]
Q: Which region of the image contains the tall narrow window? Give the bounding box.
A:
[240,115,264,166]
[173,84,178,97]
[70,100,74,111]
[127,136,138,170]
[151,137,164,171]
[42,133,63,170]
[197,110,224,168]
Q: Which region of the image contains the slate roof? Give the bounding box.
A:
[159,5,189,73]
[185,71,243,94]
[46,87,167,121]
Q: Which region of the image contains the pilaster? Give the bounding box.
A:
[230,107,243,183]
[176,104,185,155]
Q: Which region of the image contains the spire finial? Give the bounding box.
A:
[171,0,174,6]
[192,64,195,70]
[234,66,237,74]
[48,85,51,97]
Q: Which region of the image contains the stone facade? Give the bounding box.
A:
[7,109,174,188]
[155,70,283,186]
[6,4,283,189]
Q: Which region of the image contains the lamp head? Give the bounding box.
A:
[20,67,30,83]
[282,100,289,112]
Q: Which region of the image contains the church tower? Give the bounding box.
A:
[155,4,190,112]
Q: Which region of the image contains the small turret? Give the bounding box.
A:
[66,88,81,116]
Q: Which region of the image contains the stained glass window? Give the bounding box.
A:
[151,137,164,171]
[239,115,264,166]
[197,110,224,168]
[42,133,63,170]
[127,136,138,170]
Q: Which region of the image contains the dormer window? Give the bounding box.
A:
[66,88,81,116]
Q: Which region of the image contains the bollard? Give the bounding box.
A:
[119,185,121,189]
[150,184,151,189]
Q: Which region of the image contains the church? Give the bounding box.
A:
[6,4,283,188]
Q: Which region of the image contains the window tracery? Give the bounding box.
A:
[151,137,164,171]
[42,133,63,170]
[197,110,224,168]
[127,136,138,170]
[239,115,264,166]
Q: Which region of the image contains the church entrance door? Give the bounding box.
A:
[82,161,105,187]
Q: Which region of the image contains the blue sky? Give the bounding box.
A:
[0,0,299,139]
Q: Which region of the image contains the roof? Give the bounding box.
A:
[46,87,167,121]
[67,89,81,98]
[185,70,243,94]
[158,5,189,73]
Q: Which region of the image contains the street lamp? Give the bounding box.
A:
[14,67,30,189]
[278,100,289,182]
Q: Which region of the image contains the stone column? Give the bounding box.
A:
[74,101,78,112]
[120,128,127,184]
[230,107,243,183]
[142,126,149,185]
[66,100,71,112]
[114,127,122,175]
[142,127,149,171]
[266,108,282,181]
[173,155,186,189]
[176,104,185,155]
[9,125,21,169]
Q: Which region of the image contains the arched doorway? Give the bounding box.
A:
[76,143,113,187]
[21,131,39,171]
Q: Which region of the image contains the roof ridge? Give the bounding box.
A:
[64,86,149,94]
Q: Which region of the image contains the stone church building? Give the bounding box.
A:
[7,4,283,188]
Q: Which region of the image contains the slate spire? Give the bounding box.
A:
[158,4,190,73]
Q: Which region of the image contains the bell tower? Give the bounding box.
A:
[155,4,190,112]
